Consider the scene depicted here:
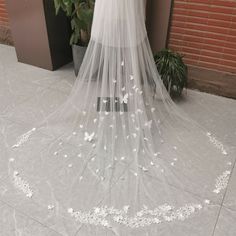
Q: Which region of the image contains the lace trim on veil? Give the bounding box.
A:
[67,204,203,228]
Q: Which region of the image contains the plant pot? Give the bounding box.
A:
[5,0,72,70]
[72,44,87,77]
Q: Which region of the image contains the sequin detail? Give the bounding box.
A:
[12,128,36,148]
[13,171,33,198]
[68,203,202,228]
[206,132,227,155]
[213,170,231,194]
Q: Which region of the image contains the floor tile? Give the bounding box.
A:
[180,90,236,148]
[223,163,236,211]
[213,206,236,236]
[2,88,68,125]
[0,75,47,116]
[0,200,62,236]
[0,44,74,94]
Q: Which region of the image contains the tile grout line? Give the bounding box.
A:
[222,204,236,213]
[211,157,236,236]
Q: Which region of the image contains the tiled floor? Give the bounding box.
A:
[0,44,236,235]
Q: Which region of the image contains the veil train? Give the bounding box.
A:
[7,0,233,235]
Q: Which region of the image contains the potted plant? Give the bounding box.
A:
[54,0,95,76]
[154,49,188,97]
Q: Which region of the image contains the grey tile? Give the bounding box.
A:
[0,118,15,183]
[0,44,74,94]
[0,201,62,236]
[2,88,68,125]
[0,76,47,116]
[223,163,236,211]
[32,63,75,93]
[0,139,9,184]
[180,90,236,148]
[0,178,82,236]
[214,206,236,236]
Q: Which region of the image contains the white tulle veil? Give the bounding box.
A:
[7,0,233,235]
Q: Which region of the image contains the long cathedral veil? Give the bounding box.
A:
[6,0,233,235]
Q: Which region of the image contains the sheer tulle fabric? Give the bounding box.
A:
[8,0,232,235]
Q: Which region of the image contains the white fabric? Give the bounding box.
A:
[91,0,147,47]
[9,0,233,235]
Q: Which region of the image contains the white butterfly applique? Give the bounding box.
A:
[145,120,153,129]
[151,107,156,113]
[84,132,95,142]
[120,93,129,104]
[136,109,143,114]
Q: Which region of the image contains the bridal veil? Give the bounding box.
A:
[7,0,233,235]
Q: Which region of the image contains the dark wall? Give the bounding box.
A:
[146,0,172,54]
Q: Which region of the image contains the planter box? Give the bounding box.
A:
[5,0,72,70]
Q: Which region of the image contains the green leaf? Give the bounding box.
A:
[53,0,95,45]
[154,48,188,97]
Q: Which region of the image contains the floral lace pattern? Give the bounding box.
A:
[207,132,227,155]
[68,203,202,228]
[13,171,33,198]
[12,128,36,148]
[213,170,231,194]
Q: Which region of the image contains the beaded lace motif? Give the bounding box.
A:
[68,203,202,228]
[207,132,227,155]
[213,170,231,194]
[12,128,36,148]
[13,171,33,198]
